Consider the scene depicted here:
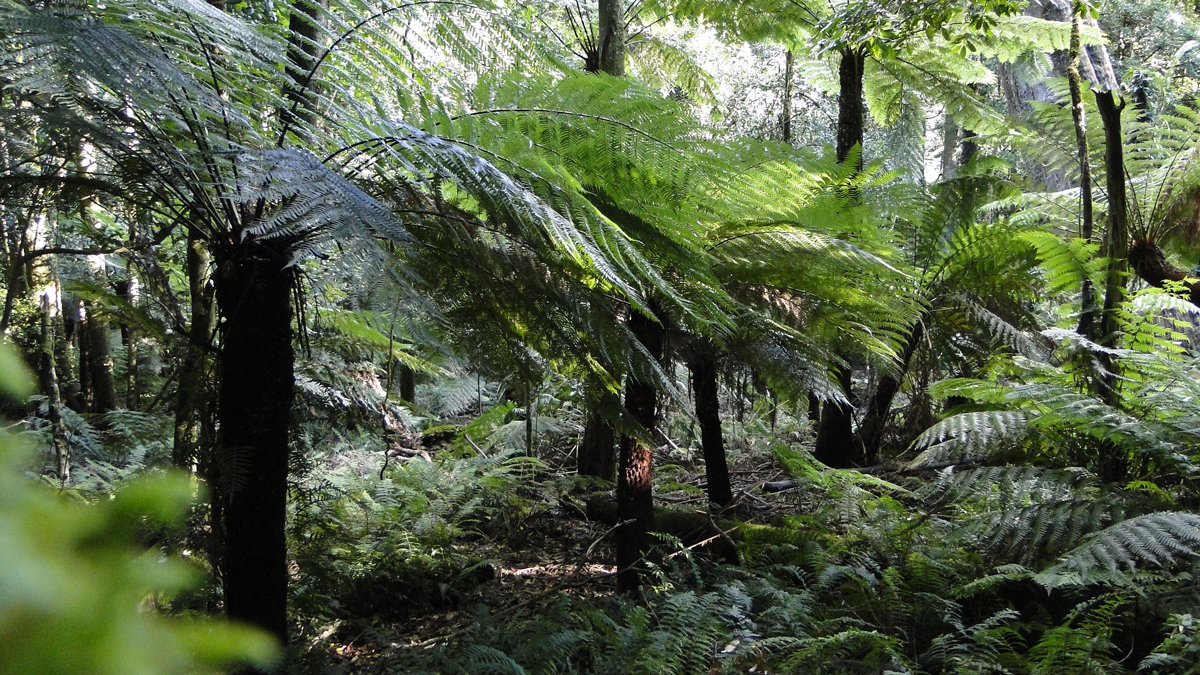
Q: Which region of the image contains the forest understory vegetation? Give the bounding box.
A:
[5,0,1200,673]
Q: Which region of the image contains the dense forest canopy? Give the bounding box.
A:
[4,0,1200,672]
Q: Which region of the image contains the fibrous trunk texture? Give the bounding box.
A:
[216,242,294,651]
[616,308,663,594]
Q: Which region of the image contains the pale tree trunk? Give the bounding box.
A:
[38,287,69,486]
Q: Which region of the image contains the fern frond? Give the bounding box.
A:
[1038,512,1200,588]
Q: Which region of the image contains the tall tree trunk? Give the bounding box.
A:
[38,289,69,486]
[82,297,117,415]
[120,275,140,409]
[216,241,294,650]
[1066,9,1099,341]
[854,317,925,463]
[814,47,866,468]
[173,230,215,468]
[616,307,663,594]
[781,49,794,145]
[689,346,731,508]
[1095,90,1128,404]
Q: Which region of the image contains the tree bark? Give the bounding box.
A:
[1095,90,1128,404]
[38,290,69,486]
[814,46,866,468]
[616,307,663,594]
[854,317,925,464]
[781,49,794,145]
[597,0,626,77]
[82,297,117,415]
[173,230,215,468]
[216,241,294,650]
[835,47,866,170]
[1128,241,1200,306]
[1066,9,1099,341]
[689,347,732,508]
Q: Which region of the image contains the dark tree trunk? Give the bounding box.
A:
[814,365,862,468]
[173,230,215,468]
[1128,241,1200,306]
[855,318,925,464]
[577,386,617,480]
[216,242,294,650]
[835,47,866,169]
[397,363,416,403]
[1096,90,1128,405]
[616,308,663,594]
[814,46,866,468]
[1066,10,1099,341]
[82,299,117,415]
[781,49,794,145]
[689,347,731,508]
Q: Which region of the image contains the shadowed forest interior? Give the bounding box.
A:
[5,0,1200,673]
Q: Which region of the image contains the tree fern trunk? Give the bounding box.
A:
[1096,90,1128,405]
[597,0,625,77]
[216,241,294,650]
[690,346,732,508]
[616,307,663,594]
[1067,9,1099,341]
[855,317,925,464]
[815,46,866,468]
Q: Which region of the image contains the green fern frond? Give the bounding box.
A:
[1038,512,1200,588]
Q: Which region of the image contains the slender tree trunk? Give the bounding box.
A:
[1095,90,1128,403]
[38,290,69,486]
[173,230,215,468]
[82,298,117,415]
[814,47,866,468]
[216,241,294,650]
[781,49,794,145]
[121,275,140,409]
[690,346,731,508]
[1066,10,1099,340]
[854,317,925,463]
[616,307,663,594]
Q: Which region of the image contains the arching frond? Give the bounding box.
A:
[1038,512,1200,588]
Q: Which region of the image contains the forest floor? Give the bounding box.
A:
[302,432,813,674]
